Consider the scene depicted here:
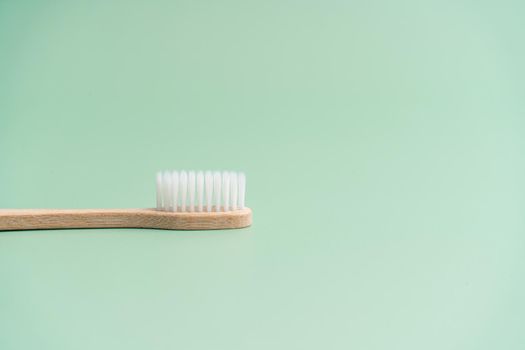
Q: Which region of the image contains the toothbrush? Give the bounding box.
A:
[0,170,252,231]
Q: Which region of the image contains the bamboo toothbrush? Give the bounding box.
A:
[0,170,252,231]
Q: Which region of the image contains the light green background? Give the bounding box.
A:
[1,0,524,349]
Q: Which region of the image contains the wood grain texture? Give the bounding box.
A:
[0,208,252,231]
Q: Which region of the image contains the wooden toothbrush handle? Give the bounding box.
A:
[0,208,252,231]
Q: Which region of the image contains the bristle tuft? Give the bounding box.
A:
[239,172,246,209]
[213,171,222,212]
[205,171,213,212]
[196,171,204,212]
[179,171,188,212]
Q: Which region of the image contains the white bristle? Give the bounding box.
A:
[180,171,188,212]
[222,171,230,211]
[213,171,222,212]
[156,172,163,210]
[163,171,173,211]
[230,172,238,209]
[196,171,204,212]
[188,171,196,212]
[205,171,213,212]
[238,172,246,209]
[155,170,246,212]
[172,171,179,212]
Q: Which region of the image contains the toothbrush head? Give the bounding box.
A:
[154,170,251,229]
